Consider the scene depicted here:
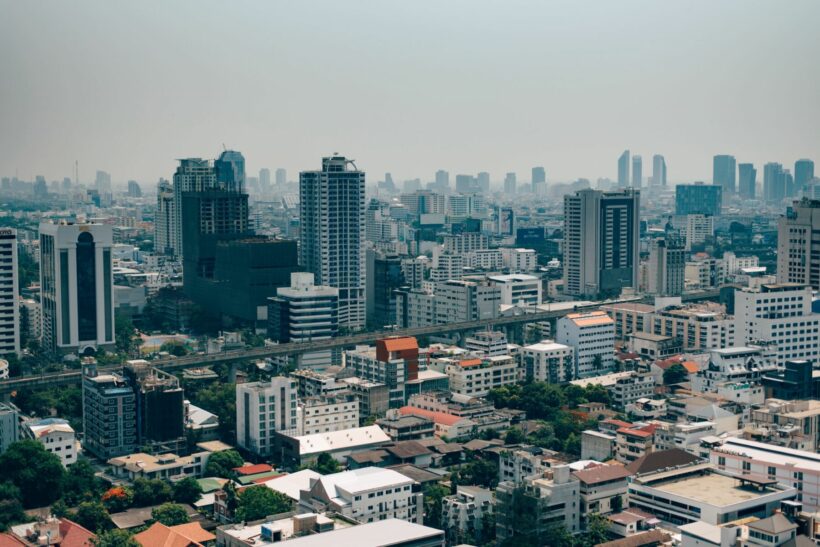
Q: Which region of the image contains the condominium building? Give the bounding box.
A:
[0,228,19,356]
[500,247,538,273]
[441,486,494,545]
[171,158,218,259]
[651,302,736,351]
[40,222,115,358]
[345,337,419,408]
[556,311,616,378]
[236,377,298,457]
[777,198,820,290]
[268,272,339,371]
[570,371,654,409]
[433,355,518,398]
[298,395,359,436]
[394,280,500,329]
[487,274,542,306]
[563,189,640,297]
[521,341,574,383]
[300,156,366,330]
[647,238,685,296]
[154,179,175,255]
[82,365,137,460]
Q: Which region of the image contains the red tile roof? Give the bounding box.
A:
[380,337,418,352]
[458,359,482,368]
[59,519,96,547]
[602,419,632,429]
[233,463,273,475]
[399,406,464,427]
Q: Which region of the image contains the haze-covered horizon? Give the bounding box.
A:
[2,0,819,186]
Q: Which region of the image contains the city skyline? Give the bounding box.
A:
[2,1,819,183]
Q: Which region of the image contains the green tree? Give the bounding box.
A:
[173,477,203,505]
[504,427,526,445]
[204,449,244,478]
[93,529,140,547]
[583,513,611,546]
[518,382,565,420]
[563,384,587,408]
[235,486,292,522]
[663,363,689,385]
[74,501,113,533]
[453,459,499,489]
[151,502,190,526]
[0,440,64,508]
[193,383,236,442]
[308,452,341,475]
[62,458,105,505]
[160,340,189,357]
[101,486,134,513]
[422,484,449,529]
[0,482,27,532]
[563,432,581,456]
[132,478,173,507]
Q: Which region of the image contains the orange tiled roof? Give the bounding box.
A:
[381,337,418,352]
[399,406,464,427]
[458,359,482,368]
[233,463,273,475]
[134,522,215,547]
[58,519,96,547]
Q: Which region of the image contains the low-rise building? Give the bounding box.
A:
[432,355,517,398]
[487,274,542,306]
[570,371,654,410]
[582,430,616,462]
[745,399,820,451]
[377,410,435,441]
[573,464,631,524]
[521,341,574,383]
[276,425,392,467]
[441,485,494,545]
[615,423,658,464]
[107,449,215,480]
[22,418,76,467]
[298,395,359,436]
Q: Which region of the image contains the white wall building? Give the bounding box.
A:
[556,311,616,378]
[487,274,542,307]
[0,229,19,356]
[236,377,298,457]
[435,355,518,398]
[298,396,359,436]
[501,248,538,273]
[521,341,574,383]
[23,418,76,467]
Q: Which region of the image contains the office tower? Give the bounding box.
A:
[214,149,245,192]
[777,198,820,290]
[259,168,271,191]
[618,150,630,188]
[268,272,339,371]
[477,171,490,192]
[504,172,517,194]
[275,168,287,186]
[0,229,20,356]
[399,190,446,217]
[82,364,137,459]
[563,189,640,297]
[154,179,174,255]
[764,162,786,202]
[126,180,142,198]
[455,174,477,194]
[682,214,714,251]
[652,154,667,186]
[171,158,217,259]
[738,163,757,199]
[403,178,422,193]
[675,183,722,216]
[95,170,112,192]
[401,257,424,289]
[366,251,405,331]
[631,155,642,187]
[39,223,114,358]
[236,377,298,457]
[713,155,737,193]
[435,169,449,192]
[795,159,815,195]
[300,156,366,331]
[785,169,795,197]
[647,238,685,296]
[0,402,20,454]
[532,166,546,196]
[34,176,48,199]
[496,206,515,236]
[122,360,186,454]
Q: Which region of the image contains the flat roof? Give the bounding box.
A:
[524,341,572,352]
[290,425,391,456]
[651,472,783,507]
[281,519,443,547]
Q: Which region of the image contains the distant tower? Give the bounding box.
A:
[618,150,630,188]
[795,159,815,195]
[300,156,366,331]
[713,155,737,194]
[504,172,517,194]
[0,228,20,356]
[259,168,271,191]
[275,168,287,186]
[652,155,667,186]
[631,155,642,188]
[738,163,757,199]
[532,167,546,196]
[764,162,786,202]
[171,158,217,259]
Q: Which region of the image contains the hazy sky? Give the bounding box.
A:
[2,1,819,186]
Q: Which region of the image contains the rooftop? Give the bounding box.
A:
[311,467,414,500]
[651,472,786,507]
[279,519,442,547]
[290,425,391,456]
[263,469,322,501]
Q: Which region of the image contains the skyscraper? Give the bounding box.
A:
[434,170,449,192]
[563,189,640,297]
[795,159,815,195]
[764,162,786,202]
[617,150,630,188]
[777,198,820,290]
[738,163,757,199]
[300,156,366,330]
[504,172,517,194]
[532,167,546,196]
[647,238,685,296]
[675,183,722,216]
[214,149,245,192]
[366,251,405,331]
[713,155,737,194]
[275,168,287,186]
[0,228,20,357]
[154,179,174,255]
[39,223,114,358]
[631,155,642,187]
[127,180,142,197]
[259,168,271,191]
[477,171,490,192]
[95,170,112,193]
[652,154,667,186]
[171,158,217,259]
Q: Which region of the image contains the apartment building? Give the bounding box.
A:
[236,377,298,457]
[487,274,542,306]
[298,395,359,436]
[433,355,517,398]
[570,371,654,410]
[521,341,574,384]
[556,311,616,378]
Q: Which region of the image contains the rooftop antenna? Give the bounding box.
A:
[222,143,227,152]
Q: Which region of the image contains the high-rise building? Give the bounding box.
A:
[504,172,517,194]
[0,402,20,454]
[764,162,786,202]
[795,159,814,195]
[477,172,490,192]
[122,360,186,454]
[738,163,757,199]
[556,311,616,378]
[299,156,366,331]
[39,223,114,358]
[455,175,477,194]
[532,167,546,196]
[777,198,820,290]
[126,180,142,198]
[214,149,245,192]
[675,183,722,216]
[713,155,737,194]
[647,238,685,296]
[275,168,287,186]
[618,150,630,188]
[434,170,449,192]
[236,377,298,457]
[366,251,405,331]
[82,364,137,459]
[268,272,339,371]
[652,154,667,186]
[259,168,271,191]
[631,155,642,188]
[95,170,112,193]
[154,179,174,255]
[563,189,640,297]
[171,158,217,259]
[0,229,20,357]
